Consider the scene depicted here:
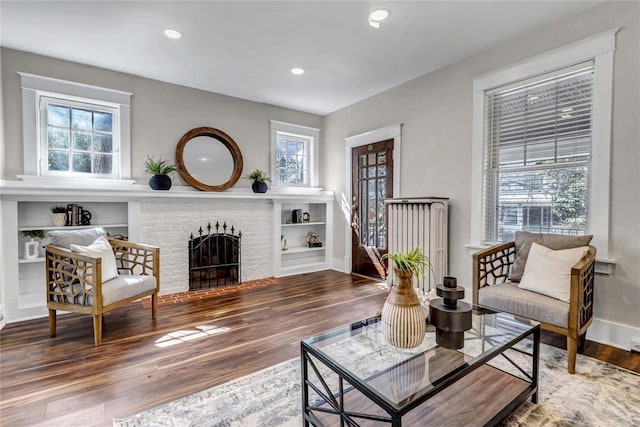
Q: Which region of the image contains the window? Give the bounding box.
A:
[270,120,319,187]
[470,29,617,268]
[19,72,132,181]
[484,64,593,242]
[41,96,119,178]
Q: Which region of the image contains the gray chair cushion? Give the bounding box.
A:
[63,274,156,306]
[102,275,157,307]
[48,227,107,249]
[478,281,569,328]
[509,232,593,282]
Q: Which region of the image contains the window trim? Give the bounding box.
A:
[19,72,132,181]
[270,120,320,188]
[469,28,618,265]
[39,95,120,179]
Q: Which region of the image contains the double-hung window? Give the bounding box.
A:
[470,29,617,270]
[483,63,593,242]
[270,120,319,187]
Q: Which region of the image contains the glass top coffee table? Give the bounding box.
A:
[301,306,540,426]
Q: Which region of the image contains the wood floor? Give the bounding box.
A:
[0,270,637,426]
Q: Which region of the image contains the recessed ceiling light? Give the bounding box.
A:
[163,28,182,39]
[291,67,305,75]
[369,8,390,28]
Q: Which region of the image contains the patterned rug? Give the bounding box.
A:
[114,339,640,427]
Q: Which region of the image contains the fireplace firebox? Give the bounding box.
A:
[188,222,241,290]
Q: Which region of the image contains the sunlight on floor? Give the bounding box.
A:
[155,324,231,348]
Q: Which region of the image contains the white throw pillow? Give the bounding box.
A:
[517,242,589,302]
[71,235,118,282]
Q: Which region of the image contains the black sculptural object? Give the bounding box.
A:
[429,277,472,349]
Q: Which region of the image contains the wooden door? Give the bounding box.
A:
[351,139,394,278]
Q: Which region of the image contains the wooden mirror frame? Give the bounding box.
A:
[176,127,244,192]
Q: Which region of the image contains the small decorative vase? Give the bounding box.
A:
[52,213,66,227]
[251,181,268,193]
[24,239,39,259]
[381,268,426,348]
[149,175,172,190]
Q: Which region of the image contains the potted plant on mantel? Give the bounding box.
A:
[244,169,271,193]
[144,155,179,190]
[380,246,433,349]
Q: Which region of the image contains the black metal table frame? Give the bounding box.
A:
[301,318,540,427]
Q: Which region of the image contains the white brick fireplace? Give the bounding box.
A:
[139,199,273,295]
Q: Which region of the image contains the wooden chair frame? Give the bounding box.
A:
[46,238,160,346]
[472,242,596,374]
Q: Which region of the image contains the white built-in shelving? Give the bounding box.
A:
[273,198,333,277]
[2,199,129,322]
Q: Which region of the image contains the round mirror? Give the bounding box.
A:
[176,127,244,191]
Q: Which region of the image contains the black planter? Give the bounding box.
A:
[149,174,172,190]
[251,181,268,193]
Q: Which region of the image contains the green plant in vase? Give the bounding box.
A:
[50,205,67,226]
[144,155,178,190]
[244,169,271,193]
[382,246,433,280]
[22,230,45,240]
[380,246,433,348]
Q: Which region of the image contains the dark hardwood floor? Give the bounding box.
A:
[0,270,637,426]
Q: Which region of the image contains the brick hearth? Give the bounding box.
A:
[140,277,281,308]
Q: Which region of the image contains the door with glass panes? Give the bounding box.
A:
[351,140,394,278]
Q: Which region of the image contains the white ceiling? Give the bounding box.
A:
[0,1,601,115]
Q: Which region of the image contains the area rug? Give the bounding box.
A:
[114,335,640,427]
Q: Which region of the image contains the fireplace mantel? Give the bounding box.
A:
[0,180,334,202]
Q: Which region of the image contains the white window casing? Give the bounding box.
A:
[19,72,132,182]
[469,28,618,272]
[270,120,320,188]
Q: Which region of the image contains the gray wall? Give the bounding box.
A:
[322,1,640,335]
[1,48,322,185]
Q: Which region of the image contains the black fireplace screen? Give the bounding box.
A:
[189,222,241,290]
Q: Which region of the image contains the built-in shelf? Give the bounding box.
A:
[274,199,333,277]
[282,246,325,254]
[18,291,44,309]
[18,223,128,231]
[281,221,326,227]
[18,257,45,264]
[280,261,328,273]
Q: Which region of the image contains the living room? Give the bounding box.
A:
[1,1,638,426]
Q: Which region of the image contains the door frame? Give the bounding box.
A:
[343,123,402,273]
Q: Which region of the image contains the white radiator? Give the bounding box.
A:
[385,198,448,293]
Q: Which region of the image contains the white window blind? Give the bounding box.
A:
[483,62,594,242]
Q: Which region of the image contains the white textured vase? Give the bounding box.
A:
[52,213,66,227]
[381,268,426,348]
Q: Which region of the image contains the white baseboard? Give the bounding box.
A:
[587,317,640,351]
[331,257,350,274]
